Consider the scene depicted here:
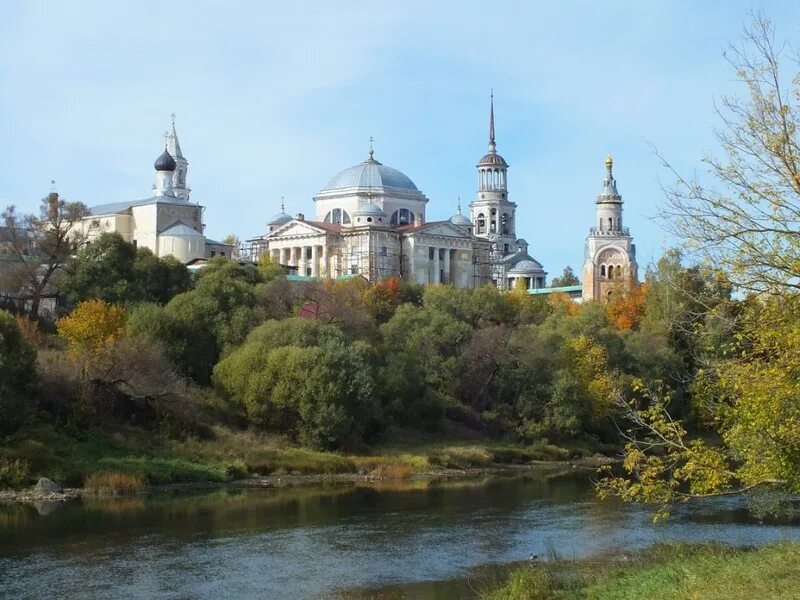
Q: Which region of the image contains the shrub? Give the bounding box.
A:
[371,464,412,479]
[84,471,145,495]
[56,300,126,354]
[0,458,30,489]
[0,310,36,434]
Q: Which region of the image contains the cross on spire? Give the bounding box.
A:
[368,135,375,159]
[280,195,285,213]
[170,112,177,126]
[457,196,462,214]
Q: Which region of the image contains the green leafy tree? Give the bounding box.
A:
[549,266,580,287]
[601,18,800,515]
[133,248,191,304]
[0,310,36,434]
[215,337,383,449]
[62,233,190,305]
[129,259,264,382]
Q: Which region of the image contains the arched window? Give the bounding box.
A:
[390,208,415,226]
[615,265,621,277]
[501,212,510,235]
[324,209,351,224]
[490,208,497,233]
[477,213,486,234]
[608,266,614,280]
[600,265,606,277]
[608,217,613,230]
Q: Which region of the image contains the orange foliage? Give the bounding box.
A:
[15,314,44,347]
[548,292,581,316]
[56,299,126,354]
[361,277,403,322]
[606,283,648,330]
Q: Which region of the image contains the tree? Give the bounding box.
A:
[215,336,383,449]
[660,17,800,296]
[128,259,264,382]
[1,193,93,319]
[133,248,191,304]
[0,309,36,434]
[222,234,240,259]
[606,284,648,331]
[61,233,138,305]
[62,233,190,305]
[57,299,126,354]
[550,266,580,288]
[601,17,800,516]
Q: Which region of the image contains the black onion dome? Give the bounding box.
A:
[154,148,177,172]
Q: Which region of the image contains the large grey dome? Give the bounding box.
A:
[322,155,418,192]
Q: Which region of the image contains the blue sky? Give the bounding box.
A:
[1,1,798,276]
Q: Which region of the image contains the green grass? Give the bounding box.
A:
[0,422,598,490]
[482,542,800,599]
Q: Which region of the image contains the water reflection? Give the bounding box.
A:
[0,470,797,600]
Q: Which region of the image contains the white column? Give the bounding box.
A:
[321,245,329,277]
[311,245,319,277]
[433,248,441,284]
[287,247,296,267]
[443,248,451,284]
[300,246,309,276]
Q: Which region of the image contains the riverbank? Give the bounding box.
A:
[480,541,800,599]
[0,459,612,504]
[0,422,615,503]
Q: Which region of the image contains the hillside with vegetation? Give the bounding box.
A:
[0,226,726,493]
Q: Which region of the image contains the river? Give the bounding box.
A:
[0,469,798,599]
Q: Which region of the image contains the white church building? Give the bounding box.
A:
[75,116,232,264]
[246,97,548,290]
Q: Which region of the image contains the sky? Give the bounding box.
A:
[1,0,799,276]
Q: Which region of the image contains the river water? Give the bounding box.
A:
[0,469,798,599]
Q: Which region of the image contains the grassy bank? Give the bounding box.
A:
[0,422,609,492]
[482,542,800,599]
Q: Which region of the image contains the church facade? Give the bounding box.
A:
[75,116,232,264]
[246,98,547,291]
[582,155,638,300]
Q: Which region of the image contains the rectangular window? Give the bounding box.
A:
[210,250,216,257]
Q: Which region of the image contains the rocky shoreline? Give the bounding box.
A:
[0,456,615,505]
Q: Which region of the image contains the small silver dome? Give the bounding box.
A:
[509,259,544,274]
[450,213,472,226]
[268,211,292,226]
[353,202,387,217]
[477,151,508,168]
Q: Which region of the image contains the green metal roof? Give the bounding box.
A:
[528,285,583,295]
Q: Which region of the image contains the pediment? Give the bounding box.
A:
[269,220,328,238]
[411,222,470,238]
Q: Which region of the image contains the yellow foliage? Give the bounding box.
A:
[567,335,617,417]
[57,299,126,354]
